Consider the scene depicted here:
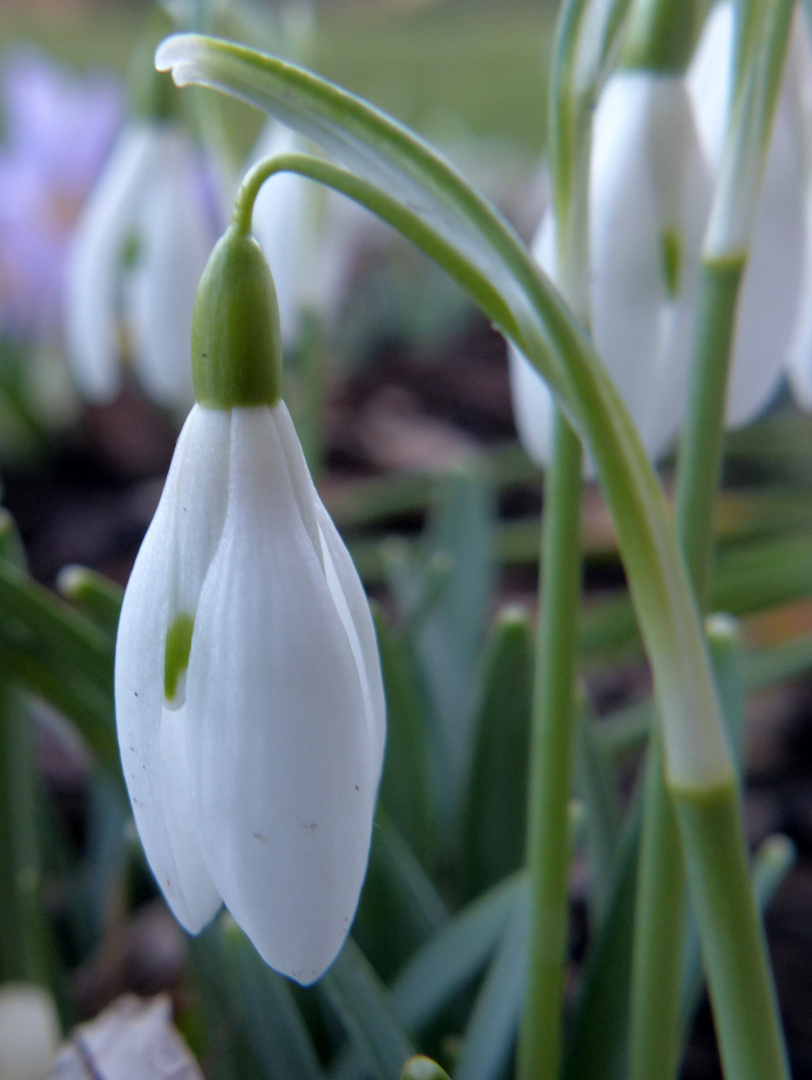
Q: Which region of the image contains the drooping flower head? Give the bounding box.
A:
[509,0,711,467]
[114,199,386,983]
[64,34,226,409]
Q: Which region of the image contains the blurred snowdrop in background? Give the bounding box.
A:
[64,59,227,411]
[0,49,121,457]
[688,0,812,426]
[509,56,711,466]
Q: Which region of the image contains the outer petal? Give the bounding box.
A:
[248,123,310,346]
[126,129,215,409]
[272,403,386,769]
[114,405,230,932]
[590,73,710,457]
[64,121,159,402]
[186,406,378,984]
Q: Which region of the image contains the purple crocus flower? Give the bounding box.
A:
[0,50,123,340]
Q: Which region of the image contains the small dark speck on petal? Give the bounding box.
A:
[355,785,359,791]
[253,833,267,842]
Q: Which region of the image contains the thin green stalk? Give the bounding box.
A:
[629,725,684,1080]
[519,413,583,1080]
[629,260,743,1080]
[676,259,746,607]
[674,783,789,1080]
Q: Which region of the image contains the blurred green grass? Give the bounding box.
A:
[0,0,556,151]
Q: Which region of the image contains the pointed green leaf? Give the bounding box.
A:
[418,468,495,814]
[455,889,530,1080]
[353,813,447,983]
[321,938,416,1080]
[220,919,327,1080]
[574,701,622,924]
[374,608,435,867]
[461,606,533,901]
[391,873,524,1033]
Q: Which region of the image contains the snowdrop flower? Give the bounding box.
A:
[65,97,225,408]
[114,222,386,984]
[688,0,811,425]
[510,66,712,466]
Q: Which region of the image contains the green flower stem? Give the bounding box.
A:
[676,259,745,606]
[626,6,792,1069]
[674,783,789,1080]
[629,258,744,1080]
[519,413,583,1080]
[517,0,615,1068]
[629,725,684,1080]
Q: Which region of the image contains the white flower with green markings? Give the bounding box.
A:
[510,67,711,466]
[65,116,224,409]
[114,222,386,984]
[688,0,811,426]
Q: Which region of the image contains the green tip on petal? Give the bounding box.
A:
[164,612,195,702]
[191,225,283,409]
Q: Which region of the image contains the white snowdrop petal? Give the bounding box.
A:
[64,122,158,402]
[315,514,386,768]
[269,401,322,558]
[508,344,557,468]
[590,74,694,456]
[726,112,806,426]
[271,402,385,766]
[114,406,229,931]
[507,212,557,468]
[186,407,377,984]
[687,1,734,174]
[127,130,213,409]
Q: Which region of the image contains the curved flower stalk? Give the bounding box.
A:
[688,0,811,426]
[509,69,712,467]
[114,223,385,984]
[248,121,374,349]
[247,122,312,347]
[65,117,226,408]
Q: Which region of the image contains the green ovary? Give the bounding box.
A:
[164,613,195,703]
